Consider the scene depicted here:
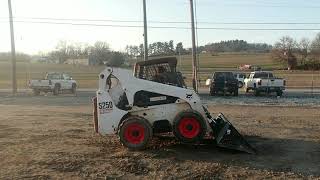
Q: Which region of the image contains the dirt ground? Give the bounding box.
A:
[0,95,320,179]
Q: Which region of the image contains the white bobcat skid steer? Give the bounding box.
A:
[92,58,255,153]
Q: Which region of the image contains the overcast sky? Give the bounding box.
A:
[0,0,320,54]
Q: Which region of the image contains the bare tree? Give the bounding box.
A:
[90,41,111,65]
[311,32,320,62]
[298,38,310,65]
[108,52,126,67]
[272,36,298,70]
[274,36,297,51]
[55,40,69,64]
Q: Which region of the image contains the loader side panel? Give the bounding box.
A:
[96,91,127,135]
[130,102,191,125]
[133,90,178,107]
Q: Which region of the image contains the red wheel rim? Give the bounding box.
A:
[178,117,200,138]
[124,123,145,144]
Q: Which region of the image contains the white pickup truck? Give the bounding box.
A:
[29,72,77,95]
[244,71,285,96]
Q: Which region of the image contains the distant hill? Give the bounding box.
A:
[203,40,272,54]
[0,52,31,62]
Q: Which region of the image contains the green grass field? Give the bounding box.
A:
[0,53,319,89]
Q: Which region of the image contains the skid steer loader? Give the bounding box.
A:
[92,57,255,154]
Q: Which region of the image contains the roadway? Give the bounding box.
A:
[0,88,319,108]
[1,88,319,97]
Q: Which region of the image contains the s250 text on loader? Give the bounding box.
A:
[92,57,255,154]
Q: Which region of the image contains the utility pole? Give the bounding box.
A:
[8,0,17,94]
[143,0,148,61]
[189,0,198,92]
[179,49,182,70]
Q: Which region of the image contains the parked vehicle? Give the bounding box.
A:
[29,72,77,95]
[233,72,246,88]
[244,71,285,96]
[238,64,251,70]
[208,72,239,96]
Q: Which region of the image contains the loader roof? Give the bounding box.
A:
[134,57,178,79]
[134,57,177,68]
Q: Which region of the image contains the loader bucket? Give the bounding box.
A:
[210,113,256,154]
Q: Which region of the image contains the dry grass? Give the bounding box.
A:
[178,53,281,71]
[0,61,104,89]
[0,101,319,179]
[0,53,319,88]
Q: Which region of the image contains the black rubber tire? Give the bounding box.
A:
[173,110,206,143]
[277,90,283,97]
[209,88,215,96]
[53,84,60,96]
[33,89,40,96]
[238,82,243,88]
[71,83,77,94]
[254,90,260,96]
[234,89,239,96]
[119,116,152,150]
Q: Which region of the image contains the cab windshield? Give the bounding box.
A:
[214,72,234,80]
[46,73,61,80]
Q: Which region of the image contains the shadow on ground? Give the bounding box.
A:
[145,135,320,176]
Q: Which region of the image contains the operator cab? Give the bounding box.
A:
[104,57,188,111]
[134,57,186,88]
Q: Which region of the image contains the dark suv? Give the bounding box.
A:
[209,72,239,96]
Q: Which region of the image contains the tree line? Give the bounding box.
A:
[203,40,272,54]
[125,41,186,58]
[0,52,31,62]
[45,40,126,67]
[125,40,273,58]
[271,33,320,70]
[46,37,319,70]
[2,36,320,70]
[0,39,274,66]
